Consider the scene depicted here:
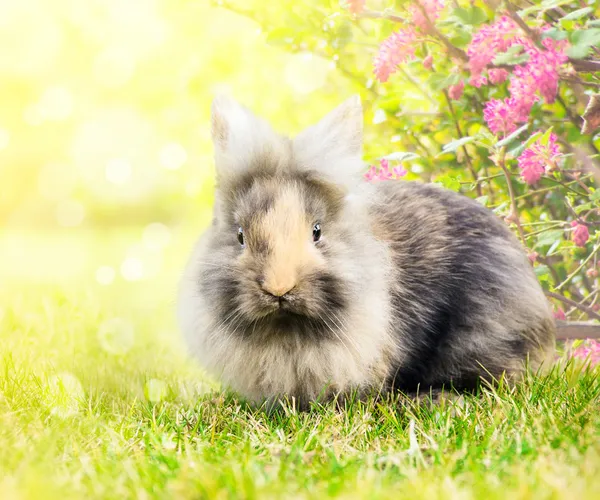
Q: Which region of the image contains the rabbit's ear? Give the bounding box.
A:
[211,95,286,182]
[293,95,364,185]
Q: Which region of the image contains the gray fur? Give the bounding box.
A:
[178,96,555,409]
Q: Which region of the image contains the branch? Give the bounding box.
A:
[357,9,406,23]
[545,291,600,321]
[443,90,482,196]
[497,147,527,246]
[570,59,600,73]
[555,244,600,291]
[414,1,468,62]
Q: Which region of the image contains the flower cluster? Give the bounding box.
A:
[410,0,445,33]
[467,16,520,82]
[373,28,417,82]
[448,80,464,100]
[467,19,568,135]
[483,98,521,136]
[365,158,407,181]
[566,339,600,368]
[571,222,590,247]
[373,1,445,81]
[517,132,561,185]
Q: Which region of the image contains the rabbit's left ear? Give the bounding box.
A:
[293,95,364,183]
[211,95,287,183]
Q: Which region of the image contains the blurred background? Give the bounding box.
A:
[0,0,354,289]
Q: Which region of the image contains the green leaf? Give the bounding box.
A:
[567,29,600,59]
[534,264,550,282]
[518,0,573,16]
[535,229,565,249]
[440,136,476,154]
[448,30,472,48]
[492,45,530,66]
[539,127,554,147]
[590,189,600,201]
[428,73,461,92]
[542,28,568,41]
[382,152,420,162]
[523,131,543,149]
[547,239,562,256]
[561,7,593,21]
[475,195,489,206]
[575,202,593,214]
[434,174,461,192]
[452,6,487,25]
[495,124,529,148]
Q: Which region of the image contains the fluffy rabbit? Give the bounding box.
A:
[178,95,555,408]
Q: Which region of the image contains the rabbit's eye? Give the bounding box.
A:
[237,227,244,247]
[312,223,321,243]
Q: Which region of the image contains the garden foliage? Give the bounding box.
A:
[220,0,600,336]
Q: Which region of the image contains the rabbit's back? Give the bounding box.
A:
[368,181,555,393]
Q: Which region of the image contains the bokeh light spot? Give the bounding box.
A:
[45,372,85,418]
[98,317,135,355]
[93,48,136,88]
[120,257,144,281]
[142,223,171,251]
[105,158,132,185]
[284,53,329,94]
[95,266,116,286]
[160,142,187,170]
[38,86,73,121]
[38,163,76,201]
[56,200,85,227]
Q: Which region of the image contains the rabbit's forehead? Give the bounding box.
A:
[234,177,329,226]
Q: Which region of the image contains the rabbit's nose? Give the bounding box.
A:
[261,278,296,298]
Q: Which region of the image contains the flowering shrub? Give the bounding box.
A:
[222,1,600,329]
[564,339,600,368]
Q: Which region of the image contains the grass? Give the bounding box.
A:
[1,229,599,499]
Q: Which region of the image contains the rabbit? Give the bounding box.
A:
[178,95,556,409]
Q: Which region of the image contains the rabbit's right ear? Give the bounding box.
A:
[211,95,286,183]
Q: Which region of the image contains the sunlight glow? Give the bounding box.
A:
[97,317,135,355]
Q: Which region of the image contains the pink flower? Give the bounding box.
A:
[410,0,444,32]
[553,307,566,321]
[483,98,523,136]
[448,80,464,100]
[393,165,408,177]
[488,68,509,84]
[423,54,433,70]
[571,221,590,247]
[364,164,378,181]
[469,75,488,88]
[378,158,393,180]
[364,158,408,181]
[346,0,365,15]
[567,339,600,367]
[373,28,417,82]
[517,132,561,185]
[527,251,538,263]
[467,16,521,78]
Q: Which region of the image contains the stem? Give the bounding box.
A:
[555,244,600,292]
[570,59,600,73]
[443,90,482,196]
[497,147,527,246]
[545,291,600,320]
[357,10,406,23]
[412,1,468,62]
